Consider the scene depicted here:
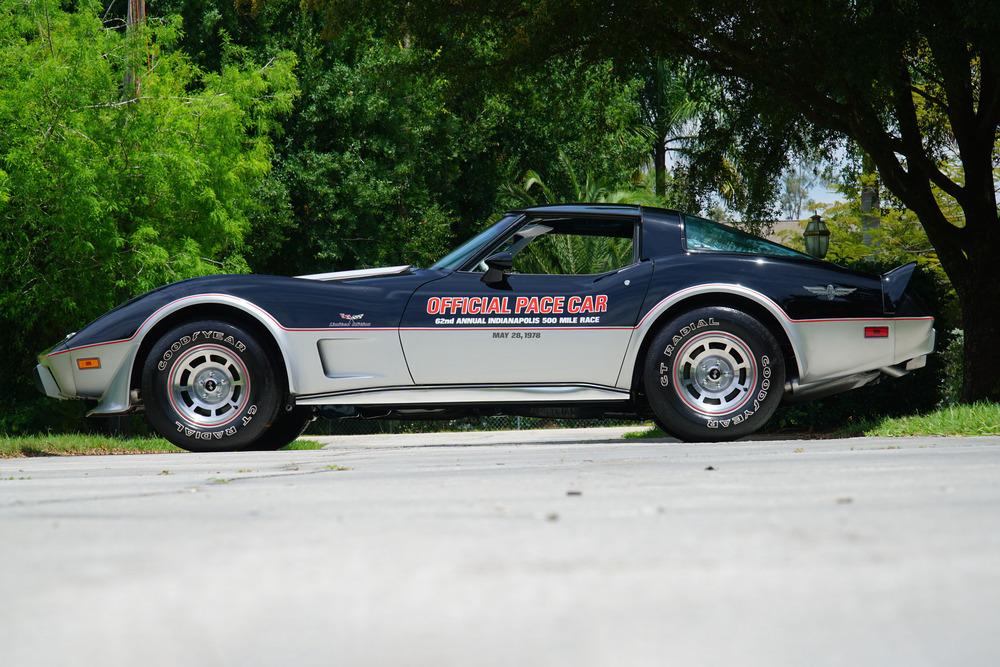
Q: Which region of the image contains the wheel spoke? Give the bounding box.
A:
[674,333,757,416]
[169,344,250,428]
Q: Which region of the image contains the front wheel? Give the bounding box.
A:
[642,307,785,442]
[245,407,315,451]
[141,320,286,452]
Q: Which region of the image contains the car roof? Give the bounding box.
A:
[514,203,681,217]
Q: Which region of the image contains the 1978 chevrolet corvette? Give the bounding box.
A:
[35,205,935,451]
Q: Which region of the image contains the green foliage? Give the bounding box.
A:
[264,33,460,272]
[515,234,634,276]
[938,329,964,408]
[177,1,653,274]
[504,150,663,208]
[784,201,940,269]
[482,57,649,209]
[0,0,297,431]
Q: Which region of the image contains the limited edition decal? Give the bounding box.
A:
[426,295,608,326]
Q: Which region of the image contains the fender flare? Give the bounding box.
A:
[615,283,807,389]
[89,293,296,415]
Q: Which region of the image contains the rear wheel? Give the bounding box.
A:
[642,307,785,441]
[141,320,285,452]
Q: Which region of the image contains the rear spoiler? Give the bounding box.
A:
[882,262,916,314]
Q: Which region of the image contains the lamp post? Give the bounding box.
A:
[804,214,830,259]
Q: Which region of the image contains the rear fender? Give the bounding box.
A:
[617,284,805,388]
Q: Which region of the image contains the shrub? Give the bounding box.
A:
[938,329,964,407]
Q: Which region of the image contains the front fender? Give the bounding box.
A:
[46,293,297,416]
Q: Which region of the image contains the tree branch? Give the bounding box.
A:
[909,84,948,110]
[890,69,968,205]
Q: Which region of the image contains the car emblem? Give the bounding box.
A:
[804,284,856,301]
[339,312,365,321]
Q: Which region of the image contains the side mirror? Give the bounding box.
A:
[481,251,513,285]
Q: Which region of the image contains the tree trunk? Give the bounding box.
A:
[955,253,1000,403]
[865,149,998,404]
[124,0,147,96]
[653,137,666,198]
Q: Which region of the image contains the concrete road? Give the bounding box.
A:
[2,430,999,667]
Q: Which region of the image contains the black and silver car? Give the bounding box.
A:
[35,205,935,450]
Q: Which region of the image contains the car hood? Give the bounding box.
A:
[295,265,412,281]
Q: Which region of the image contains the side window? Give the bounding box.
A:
[482,217,636,275]
[684,215,807,258]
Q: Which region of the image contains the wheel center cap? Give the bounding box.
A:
[194,369,229,404]
[696,356,735,392]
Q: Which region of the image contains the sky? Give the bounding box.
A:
[806,181,845,208]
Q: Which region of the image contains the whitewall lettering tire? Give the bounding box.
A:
[643,307,785,441]
[141,320,285,452]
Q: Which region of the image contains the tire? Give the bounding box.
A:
[141,320,286,452]
[642,306,785,442]
[245,408,315,451]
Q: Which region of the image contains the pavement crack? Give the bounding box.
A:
[0,465,350,509]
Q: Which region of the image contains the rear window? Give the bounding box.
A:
[683,215,807,258]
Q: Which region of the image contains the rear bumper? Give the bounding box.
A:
[784,324,935,402]
[789,318,935,384]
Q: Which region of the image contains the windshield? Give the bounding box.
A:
[431,215,519,270]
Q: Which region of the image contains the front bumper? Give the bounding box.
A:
[34,364,65,400]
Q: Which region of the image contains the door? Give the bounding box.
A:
[399,215,653,387]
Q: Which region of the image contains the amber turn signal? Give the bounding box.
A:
[76,357,101,370]
[864,326,889,338]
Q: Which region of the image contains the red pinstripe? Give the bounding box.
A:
[48,285,934,357]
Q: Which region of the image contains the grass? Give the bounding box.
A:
[0,434,325,458]
[0,434,181,458]
[282,439,325,450]
[863,403,1000,437]
[621,402,1000,439]
[623,426,666,439]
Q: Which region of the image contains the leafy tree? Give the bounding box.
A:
[636,58,702,198]
[0,0,297,431]
[504,151,663,208]
[158,1,652,273]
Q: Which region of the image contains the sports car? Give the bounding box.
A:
[35,205,935,451]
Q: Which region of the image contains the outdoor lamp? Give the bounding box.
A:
[804,214,830,259]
